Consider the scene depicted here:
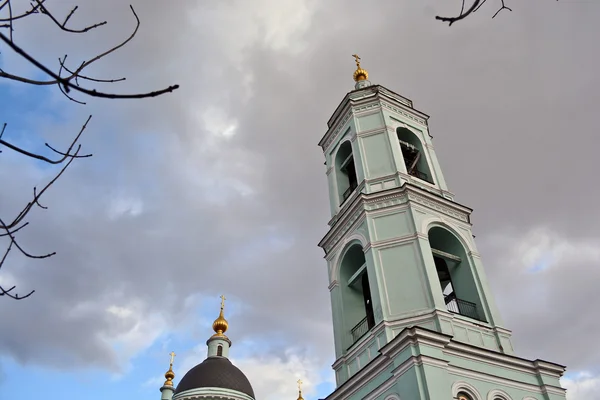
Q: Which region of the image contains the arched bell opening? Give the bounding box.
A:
[338,244,375,348]
[396,127,434,184]
[334,141,359,204]
[428,226,487,322]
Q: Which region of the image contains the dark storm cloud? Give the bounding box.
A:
[1,0,598,379]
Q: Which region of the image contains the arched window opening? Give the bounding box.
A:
[396,127,434,184]
[457,392,473,400]
[339,244,375,348]
[429,227,486,322]
[217,345,223,356]
[335,141,359,204]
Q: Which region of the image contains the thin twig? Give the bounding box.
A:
[34,0,106,33]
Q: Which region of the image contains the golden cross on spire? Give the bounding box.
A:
[352,54,361,68]
[220,294,226,310]
[297,379,303,391]
[169,351,176,366]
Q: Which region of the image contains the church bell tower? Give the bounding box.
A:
[317,56,567,400]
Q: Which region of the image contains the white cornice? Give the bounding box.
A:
[320,85,427,152]
[447,366,566,396]
[173,387,254,400]
[320,184,473,255]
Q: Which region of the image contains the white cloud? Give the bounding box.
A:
[102,300,167,376]
[563,371,600,400]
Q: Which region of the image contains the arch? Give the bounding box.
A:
[338,243,375,349]
[384,394,401,400]
[396,126,434,184]
[522,397,538,400]
[334,140,359,204]
[486,389,512,400]
[420,217,475,253]
[428,224,486,322]
[330,232,369,283]
[452,381,483,400]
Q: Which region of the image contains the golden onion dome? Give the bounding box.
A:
[212,295,229,337]
[163,351,176,387]
[352,54,368,82]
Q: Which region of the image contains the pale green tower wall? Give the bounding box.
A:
[325,192,513,385]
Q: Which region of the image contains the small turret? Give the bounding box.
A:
[160,352,176,400]
[206,294,232,358]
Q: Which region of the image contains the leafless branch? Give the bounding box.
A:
[0,1,181,300]
[435,0,521,25]
[0,3,179,102]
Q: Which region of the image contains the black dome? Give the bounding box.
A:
[175,357,255,399]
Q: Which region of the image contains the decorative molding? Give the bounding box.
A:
[329,232,369,283]
[353,102,381,115]
[487,389,513,400]
[328,280,339,291]
[323,108,354,151]
[447,366,565,396]
[410,192,470,223]
[381,101,426,126]
[370,233,419,250]
[452,380,483,400]
[357,126,388,139]
[173,387,255,400]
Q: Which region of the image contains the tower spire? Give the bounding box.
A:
[160,351,176,400]
[163,351,176,386]
[206,295,232,358]
[351,54,371,89]
[296,379,304,400]
[211,294,229,338]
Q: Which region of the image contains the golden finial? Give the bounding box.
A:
[352,54,368,82]
[212,294,229,337]
[163,351,176,387]
[297,379,304,400]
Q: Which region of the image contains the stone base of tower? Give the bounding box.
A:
[322,326,566,400]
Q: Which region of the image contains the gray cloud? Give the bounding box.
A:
[1,0,598,383]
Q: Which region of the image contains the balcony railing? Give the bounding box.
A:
[350,317,369,344]
[409,169,433,184]
[444,294,482,321]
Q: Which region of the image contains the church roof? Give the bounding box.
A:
[174,355,255,398]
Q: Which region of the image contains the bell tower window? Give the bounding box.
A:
[396,127,434,184]
[335,141,359,204]
[339,244,375,348]
[429,227,486,322]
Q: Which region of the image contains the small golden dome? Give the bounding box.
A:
[352,54,369,82]
[212,295,229,337]
[164,366,175,386]
[163,351,176,387]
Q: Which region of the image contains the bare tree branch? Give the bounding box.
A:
[0,1,179,300]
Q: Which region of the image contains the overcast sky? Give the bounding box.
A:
[1,0,599,399]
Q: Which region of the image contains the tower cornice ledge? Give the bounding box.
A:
[324,326,566,400]
[319,183,473,255]
[319,85,430,151]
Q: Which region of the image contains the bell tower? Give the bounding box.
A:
[317,57,567,400]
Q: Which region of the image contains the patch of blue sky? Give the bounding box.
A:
[0,357,129,400]
[527,253,554,273]
[315,380,336,399]
[0,81,71,169]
